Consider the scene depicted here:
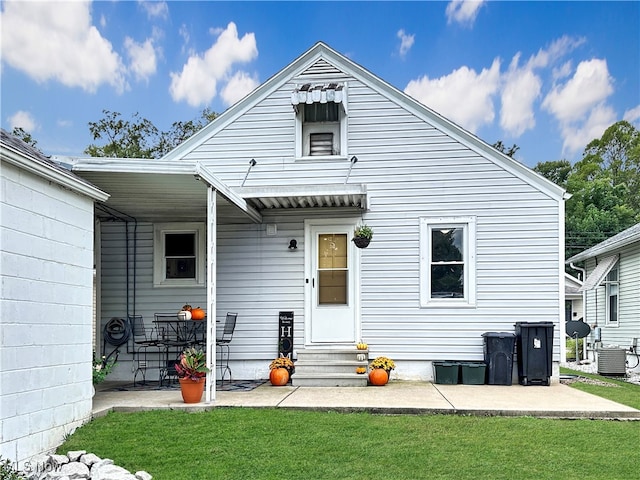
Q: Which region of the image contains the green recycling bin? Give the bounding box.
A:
[461,362,486,385]
[433,361,460,384]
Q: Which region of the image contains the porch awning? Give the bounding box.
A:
[578,254,619,292]
[235,184,368,210]
[291,83,344,106]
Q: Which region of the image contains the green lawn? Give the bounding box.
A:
[59,406,638,480]
[560,367,640,409]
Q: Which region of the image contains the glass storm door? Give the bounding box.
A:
[308,225,357,343]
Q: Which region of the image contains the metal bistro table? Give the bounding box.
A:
[153,313,206,384]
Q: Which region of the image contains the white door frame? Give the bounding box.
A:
[304,218,361,346]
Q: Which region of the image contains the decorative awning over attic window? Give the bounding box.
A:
[291,83,344,106]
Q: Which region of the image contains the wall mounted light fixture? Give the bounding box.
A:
[288,239,298,250]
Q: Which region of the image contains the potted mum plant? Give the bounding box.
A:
[174,347,210,403]
[352,224,373,248]
[269,356,295,386]
[368,356,395,386]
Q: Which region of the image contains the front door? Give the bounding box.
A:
[306,222,358,344]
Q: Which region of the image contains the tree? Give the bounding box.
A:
[85,110,159,158]
[534,121,640,259]
[85,108,218,159]
[533,160,572,188]
[492,140,520,158]
[11,127,39,150]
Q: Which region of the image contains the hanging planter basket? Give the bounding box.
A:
[352,236,371,249]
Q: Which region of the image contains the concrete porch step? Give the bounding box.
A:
[292,372,369,387]
[292,347,370,387]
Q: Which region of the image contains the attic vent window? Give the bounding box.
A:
[293,83,347,159]
[310,132,334,156]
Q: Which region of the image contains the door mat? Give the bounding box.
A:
[102,380,266,392]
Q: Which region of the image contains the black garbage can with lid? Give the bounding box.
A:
[482,332,516,385]
[515,322,554,386]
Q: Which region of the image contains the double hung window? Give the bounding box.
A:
[605,264,619,326]
[420,217,476,307]
[153,223,205,287]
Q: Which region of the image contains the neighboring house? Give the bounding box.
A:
[60,42,567,400]
[0,130,108,465]
[566,223,640,371]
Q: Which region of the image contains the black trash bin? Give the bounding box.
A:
[482,332,516,385]
[515,322,554,386]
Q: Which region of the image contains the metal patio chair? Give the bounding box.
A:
[129,315,162,385]
[216,312,238,384]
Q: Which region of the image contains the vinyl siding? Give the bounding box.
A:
[99,66,562,376]
[584,243,640,348]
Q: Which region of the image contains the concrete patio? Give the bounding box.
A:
[92,381,640,419]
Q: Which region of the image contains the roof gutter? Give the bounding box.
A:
[3,146,109,202]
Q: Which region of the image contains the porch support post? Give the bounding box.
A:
[205,186,217,402]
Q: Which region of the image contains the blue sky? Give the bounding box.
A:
[1,1,639,167]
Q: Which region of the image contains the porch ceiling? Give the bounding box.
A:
[235,184,368,210]
[67,159,261,223]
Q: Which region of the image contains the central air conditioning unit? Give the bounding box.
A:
[597,347,627,376]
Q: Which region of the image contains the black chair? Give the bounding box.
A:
[216,312,238,384]
[129,315,162,385]
[154,313,191,386]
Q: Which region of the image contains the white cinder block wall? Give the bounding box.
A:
[1,160,95,467]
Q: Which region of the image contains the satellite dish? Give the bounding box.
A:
[565,320,591,339]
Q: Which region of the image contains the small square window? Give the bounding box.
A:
[154,223,205,287]
[293,84,347,159]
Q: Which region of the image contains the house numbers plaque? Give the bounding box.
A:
[278,311,294,359]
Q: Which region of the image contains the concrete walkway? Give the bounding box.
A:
[93,381,640,419]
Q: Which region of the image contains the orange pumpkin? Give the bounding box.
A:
[269,368,290,386]
[356,367,366,374]
[368,368,389,386]
[191,307,205,320]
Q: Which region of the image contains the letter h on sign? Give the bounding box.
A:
[278,311,294,359]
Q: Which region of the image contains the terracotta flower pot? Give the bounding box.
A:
[179,377,205,403]
[269,368,290,386]
[368,368,389,386]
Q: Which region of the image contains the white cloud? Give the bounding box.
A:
[528,35,586,69]
[500,54,542,136]
[542,59,615,155]
[542,59,613,123]
[221,71,259,106]
[559,104,616,155]
[405,59,501,133]
[397,29,415,58]
[623,105,640,125]
[125,37,157,83]
[445,0,485,26]
[0,1,127,93]
[8,110,37,132]
[138,1,169,20]
[169,22,258,107]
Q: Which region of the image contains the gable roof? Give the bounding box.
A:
[162,42,566,202]
[1,129,108,201]
[566,223,640,264]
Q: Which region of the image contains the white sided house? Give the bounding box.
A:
[0,130,108,465]
[64,42,567,399]
[566,223,640,373]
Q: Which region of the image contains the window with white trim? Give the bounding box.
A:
[605,263,619,326]
[292,83,347,159]
[420,217,476,307]
[153,223,205,287]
